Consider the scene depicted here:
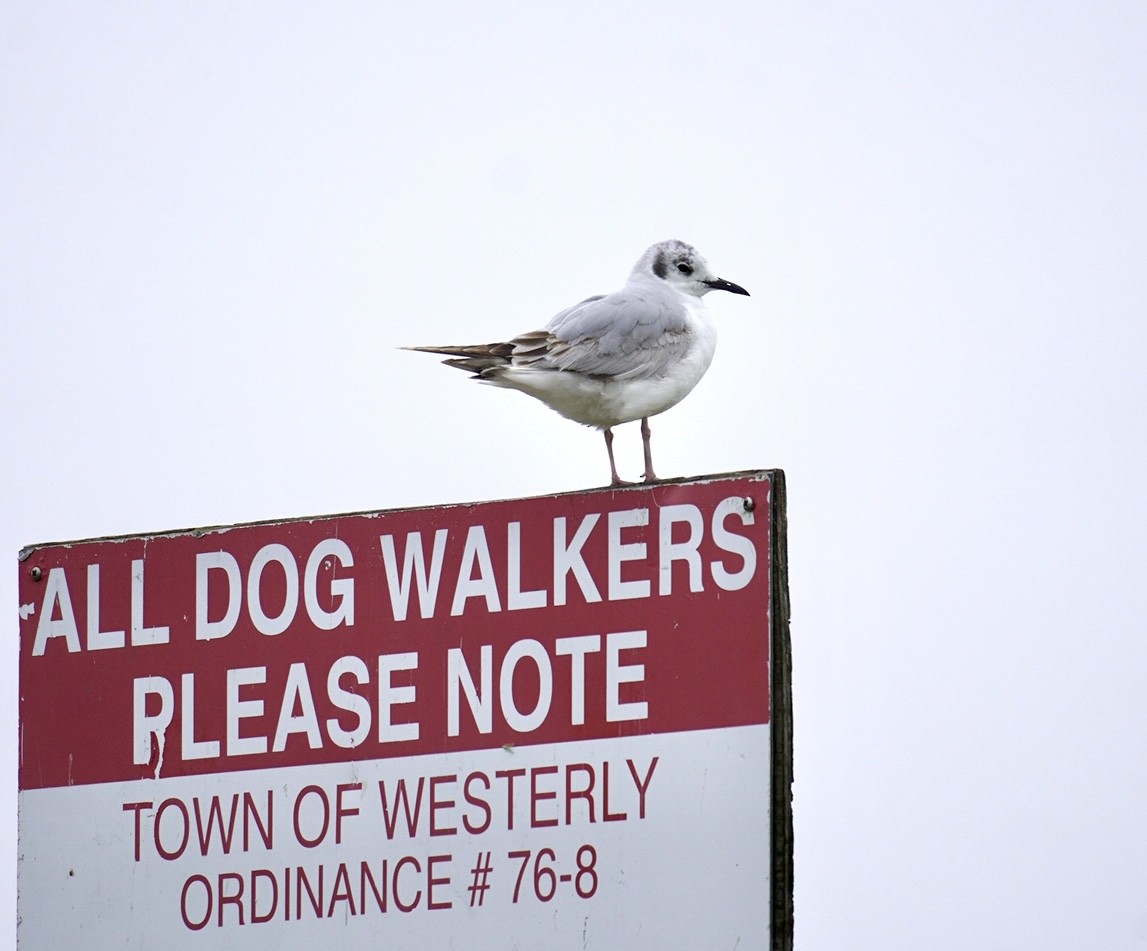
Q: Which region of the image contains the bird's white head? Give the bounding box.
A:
[632,239,750,298]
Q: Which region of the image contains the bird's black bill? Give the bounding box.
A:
[704,277,750,296]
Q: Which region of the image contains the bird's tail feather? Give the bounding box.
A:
[403,343,515,375]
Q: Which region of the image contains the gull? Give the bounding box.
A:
[406,239,749,486]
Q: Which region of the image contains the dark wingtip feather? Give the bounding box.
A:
[443,356,508,374]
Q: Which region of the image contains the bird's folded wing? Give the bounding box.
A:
[408,289,692,381]
[515,290,691,381]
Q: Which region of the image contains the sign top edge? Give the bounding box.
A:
[18,468,781,557]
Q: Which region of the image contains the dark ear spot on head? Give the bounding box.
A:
[652,253,668,279]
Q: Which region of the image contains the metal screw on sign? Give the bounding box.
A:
[743,496,755,512]
[30,566,42,582]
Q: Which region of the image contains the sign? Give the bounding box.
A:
[18,470,792,949]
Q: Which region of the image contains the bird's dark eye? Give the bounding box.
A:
[677,262,693,275]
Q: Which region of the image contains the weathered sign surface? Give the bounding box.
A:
[18,470,791,949]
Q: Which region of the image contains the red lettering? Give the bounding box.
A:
[194,795,239,856]
[565,764,596,824]
[122,800,152,862]
[334,783,361,844]
[327,862,356,917]
[601,761,626,822]
[296,865,323,918]
[251,868,278,924]
[393,856,421,912]
[293,785,329,848]
[463,771,491,834]
[530,765,559,828]
[429,774,457,836]
[627,756,658,818]
[217,872,245,927]
[180,874,211,930]
[495,768,525,830]
[427,854,453,910]
[378,778,424,838]
[155,797,190,860]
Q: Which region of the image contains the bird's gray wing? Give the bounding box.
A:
[508,288,691,381]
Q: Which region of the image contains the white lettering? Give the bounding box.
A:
[606,629,648,722]
[554,514,601,605]
[133,675,174,765]
[711,496,757,591]
[303,538,355,630]
[247,545,299,636]
[380,529,448,621]
[195,551,241,641]
[659,504,704,595]
[378,652,419,743]
[227,666,267,756]
[507,522,546,610]
[608,509,650,601]
[130,559,169,646]
[327,655,371,748]
[555,634,601,726]
[500,639,553,733]
[448,645,492,736]
[33,567,80,656]
[273,662,322,751]
[451,525,501,616]
[181,672,220,760]
[86,563,125,650]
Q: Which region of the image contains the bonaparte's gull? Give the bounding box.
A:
[407,239,749,485]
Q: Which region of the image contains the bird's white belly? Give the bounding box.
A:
[489,310,717,429]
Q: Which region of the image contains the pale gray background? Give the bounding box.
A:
[3,2,1146,947]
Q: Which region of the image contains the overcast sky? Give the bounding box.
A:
[3,2,1147,947]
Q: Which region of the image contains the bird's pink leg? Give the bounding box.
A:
[604,428,631,486]
[641,417,659,482]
